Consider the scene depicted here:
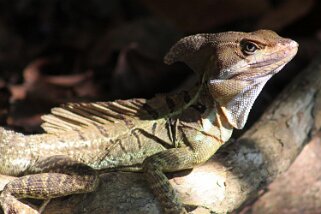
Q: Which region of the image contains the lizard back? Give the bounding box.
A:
[0,86,225,176]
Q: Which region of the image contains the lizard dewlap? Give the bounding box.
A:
[0,30,298,214]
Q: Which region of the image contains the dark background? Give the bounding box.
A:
[0,1,320,213]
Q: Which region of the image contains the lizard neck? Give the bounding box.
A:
[206,75,272,129]
[195,85,234,142]
[167,80,206,118]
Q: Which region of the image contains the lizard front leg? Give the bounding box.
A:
[143,134,221,214]
[0,155,99,214]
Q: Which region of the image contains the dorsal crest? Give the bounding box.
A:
[41,99,150,134]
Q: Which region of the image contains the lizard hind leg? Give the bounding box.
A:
[0,155,99,214]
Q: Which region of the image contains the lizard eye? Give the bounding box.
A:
[241,41,258,55]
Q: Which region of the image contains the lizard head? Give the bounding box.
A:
[164,30,298,129]
[209,29,298,80]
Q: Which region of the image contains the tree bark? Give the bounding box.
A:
[243,133,321,214]
[1,55,321,213]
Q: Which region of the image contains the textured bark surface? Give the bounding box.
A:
[244,133,321,214]
[1,55,321,213]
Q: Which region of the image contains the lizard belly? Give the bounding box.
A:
[88,135,167,170]
[28,119,175,173]
[86,119,176,170]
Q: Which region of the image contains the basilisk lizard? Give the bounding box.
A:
[0,30,298,214]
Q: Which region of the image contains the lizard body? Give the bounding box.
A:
[0,30,298,213]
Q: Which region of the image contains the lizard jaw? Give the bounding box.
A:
[207,38,298,129]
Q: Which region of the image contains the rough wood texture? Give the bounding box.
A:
[1,55,321,213]
[245,133,321,214]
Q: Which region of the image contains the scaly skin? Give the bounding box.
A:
[0,30,298,214]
